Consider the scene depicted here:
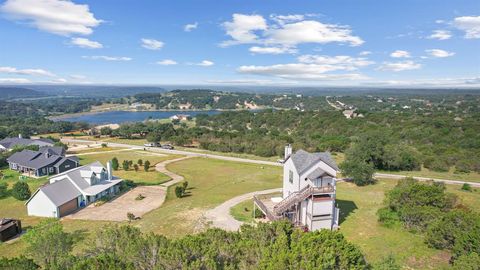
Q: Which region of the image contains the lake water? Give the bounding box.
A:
[59,110,222,124]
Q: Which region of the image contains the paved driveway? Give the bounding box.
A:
[66,186,166,221]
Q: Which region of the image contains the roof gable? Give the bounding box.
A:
[288,149,339,174]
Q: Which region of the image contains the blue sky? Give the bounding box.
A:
[0,0,479,87]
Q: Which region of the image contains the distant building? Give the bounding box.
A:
[170,114,191,121]
[0,135,54,152]
[343,110,356,119]
[254,145,340,231]
[7,146,78,177]
[26,161,123,218]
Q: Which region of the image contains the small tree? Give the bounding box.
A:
[146,132,161,143]
[122,160,130,171]
[111,157,119,170]
[144,160,150,172]
[137,159,143,166]
[182,181,189,190]
[175,186,185,198]
[24,219,73,267]
[133,164,139,172]
[11,181,31,200]
[340,157,376,186]
[127,212,135,222]
[128,160,133,167]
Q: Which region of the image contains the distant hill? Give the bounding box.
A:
[25,85,166,98]
[0,87,47,100]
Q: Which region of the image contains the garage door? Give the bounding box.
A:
[58,198,78,217]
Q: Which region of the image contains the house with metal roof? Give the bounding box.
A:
[26,161,123,218]
[253,145,340,231]
[7,147,78,177]
[0,135,54,151]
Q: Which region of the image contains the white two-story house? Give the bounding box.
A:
[254,145,340,231]
[26,161,123,218]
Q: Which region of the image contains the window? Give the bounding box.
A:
[49,167,54,173]
[289,170,294,183]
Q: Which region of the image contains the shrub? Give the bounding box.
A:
[143,160,150,172]
[127,212,135,221]
[0,182,8,198]
[11,181,31,200]
[137,159,143,166]
[461,183,472,192]
[101,143,108,148]
[175,186,185,198]
[133,164,139,172]
[0,256,39,270]
[182,181,188,190]
[452,252,480,270]
[254,209,265,219]
[340,157,376,186]
[119,180,137,191]
[111,157,119,170]
[373,254,401,270]
[377,207,400,228]
[122,160,130,171]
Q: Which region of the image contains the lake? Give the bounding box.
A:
[59,110,222,124]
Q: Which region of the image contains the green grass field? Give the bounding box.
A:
[230,180,480,269]
[78,149,181,185]
[134,157,282,237]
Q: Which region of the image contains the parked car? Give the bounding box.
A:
[161,144,174,150]
[144,142,160,147]
[0,218,22,242]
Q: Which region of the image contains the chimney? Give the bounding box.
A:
[107,160,113,180]
[284,144,292,160]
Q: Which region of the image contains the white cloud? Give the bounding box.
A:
[195,60,214,66]
[390,50,411,58]
[427,30,452,40]
[249,46,297,54]
[0,78,32,84]
[70,37,103,49]
[141,38,164,50]
[0,66,55,76]
[69,74,86,79]
[0,0,101,36]
[221,14,267,46]
[270,14,305,24]
[237,54,373,81]
[359,51,371,56]
[378,61,421,72]
[51,78,67,83]
[453,16,480,39]
[184,22,198,32]
[221,13,363,49]
[265,20,364,47]
[156,59,177,65]
[297,55,374,68]
[425,49,455,58]
[82,55,132,61]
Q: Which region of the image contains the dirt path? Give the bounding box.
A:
[155,156,192,187]
[204,188,282,231]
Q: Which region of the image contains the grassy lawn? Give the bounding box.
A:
[70,146,126,154]
[230,179,480,269]
[134,157,282,237]
[378,166,480,182]
[78,150,181,185]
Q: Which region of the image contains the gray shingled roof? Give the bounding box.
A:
[306,167,334,180]
[39,180,81,206]
[289,149,339,174]
[39,146,65,156]
[53,161,105,191]
[0,137,54,149]
[7,149,76,169]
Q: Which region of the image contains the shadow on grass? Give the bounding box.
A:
[337,199,358,225]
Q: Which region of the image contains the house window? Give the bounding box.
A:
[49,167,54,173]
[289,170,294,183]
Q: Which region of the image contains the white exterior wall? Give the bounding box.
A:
[313,200,334,215]
[27,190,58,218]
[282,159,299,198]
[311,220,332,231]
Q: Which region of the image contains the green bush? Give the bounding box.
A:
[0,256,39,270]
[175,186,185,198]
[119,180,137,191]
[11,181,31,200]
[461,183,472,192]
[111,158,119,170]
[373,254,401,270]
[452,252,480,270]
[143,160,150,172]
[377,207,400,227]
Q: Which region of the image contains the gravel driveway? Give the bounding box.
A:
[66,186,166,221]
